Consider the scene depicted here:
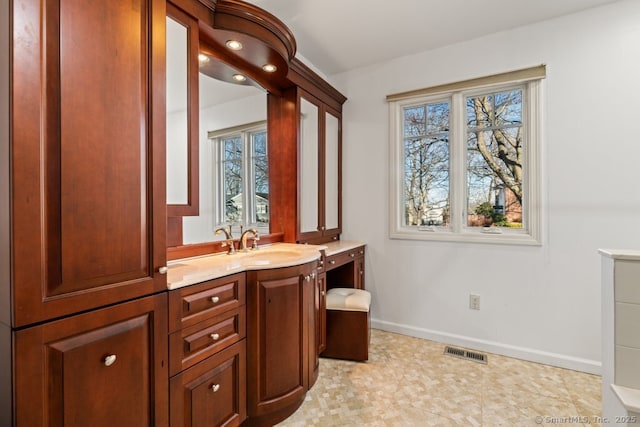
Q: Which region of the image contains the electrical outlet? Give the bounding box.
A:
[469,294,480,310]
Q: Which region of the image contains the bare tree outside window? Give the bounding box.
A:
[466,89,523,228]
[390,66,543,244]
[403,102,450,227]
[213,122,269,234]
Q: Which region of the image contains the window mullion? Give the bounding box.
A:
[450,93,465,233]
[213,138,224,226]
[242,132,253,227]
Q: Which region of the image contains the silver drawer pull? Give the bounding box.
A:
[104,354,117,367]
[211,384,220,392]
[350,253,355,257]
[211,296,220,303]
[158,266,168,274]
[329,260,335,265]
[359,250,364,254]
[210,333,220,341]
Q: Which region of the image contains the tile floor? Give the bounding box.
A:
[277,329,602,427]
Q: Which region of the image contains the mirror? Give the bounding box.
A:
[179,57,267,245]
[299,97,319,233]
[166,8,199,215]
[166,16,188,204]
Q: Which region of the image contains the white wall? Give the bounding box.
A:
[331,0,640,373]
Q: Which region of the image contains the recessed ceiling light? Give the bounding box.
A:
[225,40,243,50]
[198,53,210,63]
[232,73,247,82]
[262,64,277,72]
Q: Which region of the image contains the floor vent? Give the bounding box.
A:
[443,346,488,364]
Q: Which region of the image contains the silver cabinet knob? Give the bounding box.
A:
[350,253,355,257]
[104,354,117,367]
[210,333,220,341]
[329,260,335,265]
[211,296,220,303]
[211,384,220,392]
[158,266,168,274]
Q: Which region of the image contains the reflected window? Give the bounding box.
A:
[211,122,269,233]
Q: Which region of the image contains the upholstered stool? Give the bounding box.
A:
[322,288,371,361]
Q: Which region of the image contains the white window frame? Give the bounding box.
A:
[209,120,269,234]
[388,66,544,245]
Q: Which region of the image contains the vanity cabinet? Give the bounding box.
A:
[245,261,317,426]
[169,273,247,426]
[13,294,168,426]
[297,89,343,244]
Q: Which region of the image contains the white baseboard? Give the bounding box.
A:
[371,318,601,375]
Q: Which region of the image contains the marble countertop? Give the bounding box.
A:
[167,243,327,290]
[323,240,366,256]
[167,240,367,290]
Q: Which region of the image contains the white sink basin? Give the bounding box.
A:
[242,249,305,265]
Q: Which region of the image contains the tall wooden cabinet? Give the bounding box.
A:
[2,0,168,425]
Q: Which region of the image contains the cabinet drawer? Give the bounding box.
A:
[169,273,245,332]
[170,340,246,427]
[325,246,365,270]
[170,306,246,376]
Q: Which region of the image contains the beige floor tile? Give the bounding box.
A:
[277,329,601,427]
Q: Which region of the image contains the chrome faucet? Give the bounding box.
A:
[239,228,259,252]
[215,225,236,255]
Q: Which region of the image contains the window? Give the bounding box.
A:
[388,66,544,245]
[209,121,269,234]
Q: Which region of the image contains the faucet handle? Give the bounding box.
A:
[251,232,260,249]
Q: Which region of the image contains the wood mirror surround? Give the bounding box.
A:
[167,0,346,261]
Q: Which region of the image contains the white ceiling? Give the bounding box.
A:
[245,0,624,75]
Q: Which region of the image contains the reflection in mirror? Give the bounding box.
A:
[166,16,189,205]
[299,98,319,233]
[180,58,268,244]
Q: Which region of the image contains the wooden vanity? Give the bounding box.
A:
[164,242,365,426]
[0,0,357,426]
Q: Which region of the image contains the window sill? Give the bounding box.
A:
[389,227,542,246]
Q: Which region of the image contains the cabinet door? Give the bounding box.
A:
[170,341,246,427]
[246,263,314,424]
[297,89,342,244]
[14,294,168,427]
[299,96,320,235]
[12,0,167,327]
